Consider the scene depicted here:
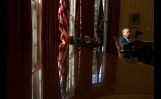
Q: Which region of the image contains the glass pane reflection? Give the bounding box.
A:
[92,48,103,84]
[55,43,154,99]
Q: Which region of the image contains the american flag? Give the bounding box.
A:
[58,0,70,98]
[58,0,70,44]
[57,43,69,99]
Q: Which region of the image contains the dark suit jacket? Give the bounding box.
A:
[118,36,134,58]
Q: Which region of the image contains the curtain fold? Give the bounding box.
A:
[82,0,95,37]
[75,0,81,37]
[41,0,62,99]
[106,0,120,55]
[41,0,61,42]
[7,0,32,99]
[41,42,61,99]
[75,0,94,38]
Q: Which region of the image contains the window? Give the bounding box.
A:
[31,0,37,72]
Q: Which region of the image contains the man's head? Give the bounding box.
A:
[122,28,130,37]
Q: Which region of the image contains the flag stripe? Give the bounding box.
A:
[57,43,69,99]
[58,0,70,98]
[58,0,70,44]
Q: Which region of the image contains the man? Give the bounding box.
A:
[118,28,153,65]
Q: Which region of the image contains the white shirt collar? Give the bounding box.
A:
[123,36,131,42]
[123,36,128,38]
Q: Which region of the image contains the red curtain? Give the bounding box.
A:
[106,0,120,55]
[41,0,62,99]
[75,0,81,37]
[41,0,61,43]
[82,0,95,37]
[75,0,95,38]
[41,42,61,99]
[7,0,32,99]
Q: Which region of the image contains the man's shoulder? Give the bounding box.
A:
[119,36,124,38]
[118,36,124,40]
